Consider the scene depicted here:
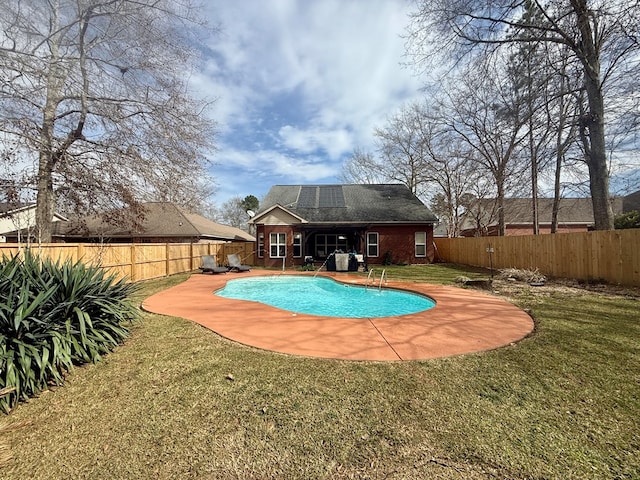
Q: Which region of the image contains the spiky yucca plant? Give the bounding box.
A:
[0,251,139,412]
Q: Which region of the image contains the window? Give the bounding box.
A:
[314,234,348,257]
[293,233,302,258]
[366,232,379,257]
[257,233,264,258]
[270,232,286,258]
[415,232,427,257]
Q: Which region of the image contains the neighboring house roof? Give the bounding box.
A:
[55,202,255,242]
[0,202,68,221]
[433,222,450,237]
[0,201,36,215]
[466,196,625,228]
[254,184,438,224]
[623,190,640,212]
[1,203,68,238]
[0,202,30,215]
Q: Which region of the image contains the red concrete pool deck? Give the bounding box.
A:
[142,271,534,361]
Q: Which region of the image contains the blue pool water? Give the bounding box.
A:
[215,275,435,318]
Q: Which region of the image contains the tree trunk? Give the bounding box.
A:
[551,147,562,234]
[35,90,58,242]
[35,157,55,243]
[447,191,455,237]
[571,0,614,230]
[34,2,62,243]
[496,181,505,236]
[525,50,539,235]
[582,86,613,230]
[529,116,539,235]
[551,69,568,234]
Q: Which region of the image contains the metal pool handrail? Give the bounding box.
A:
[379,269,387,291]
[365,269,376,289]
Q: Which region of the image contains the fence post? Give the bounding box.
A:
[130,243,136,282]
[166,243,170,277]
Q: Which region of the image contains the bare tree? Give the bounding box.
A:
[508,38,549,234]
[339,148,386,184]
[425,130,481,237]
[508,36,585,234]
[406,0,640,230]
[342,100,483,236]
[374,103,433,197]
[542,43,583,233]
[137,163,218,216]
[343,102,450,199]
[442,59,530,236]
[0,0,217,242]
[215,195,252,232]
[460,179,502,237]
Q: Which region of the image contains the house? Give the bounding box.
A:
[459,196,627,236]
[623,190,640,213]
[0,203,67,243]
[52,202,255,243]
[249,184,438,270]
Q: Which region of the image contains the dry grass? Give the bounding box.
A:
[1,266,638,479]
[0,388,22,468]
[496,267,547,284]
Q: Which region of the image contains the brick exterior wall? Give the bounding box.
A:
[257,224,297,269]
[255,223,435,268]
[369,225,434,265]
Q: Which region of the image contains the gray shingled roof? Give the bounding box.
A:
[0,202,31,215]
[504,198,597,224]
[0,202,68,221]
[469,196,625,226]
[623,190,640,212]
[56,202,255,241]
[258,184,438,224]
[0,204,32,238]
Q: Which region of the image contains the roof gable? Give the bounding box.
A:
[258,184,438,224]
[251,204,307,225]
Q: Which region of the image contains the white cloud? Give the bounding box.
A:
[278,125,352,159]
[211,141,338,206]
[201,0,424,203]
[216,142,336,180]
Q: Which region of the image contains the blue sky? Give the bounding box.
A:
[196,0,424,208]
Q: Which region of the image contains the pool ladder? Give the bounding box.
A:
[379,269,387,290]
[365,269,387,291]
[365,269,375,288]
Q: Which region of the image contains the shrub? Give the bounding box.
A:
[0,251,139,412]
[497,267,546,284]
[455,275,471,284]
[614,210,640,229]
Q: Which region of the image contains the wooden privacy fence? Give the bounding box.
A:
[434,229,640,287]
[0,242,256,282]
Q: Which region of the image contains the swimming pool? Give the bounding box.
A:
[214,275,436,318]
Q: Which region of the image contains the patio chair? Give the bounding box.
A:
[227,253,251,272]
[199,255,228,274]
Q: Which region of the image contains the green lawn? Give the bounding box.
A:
[1,264,638,479]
